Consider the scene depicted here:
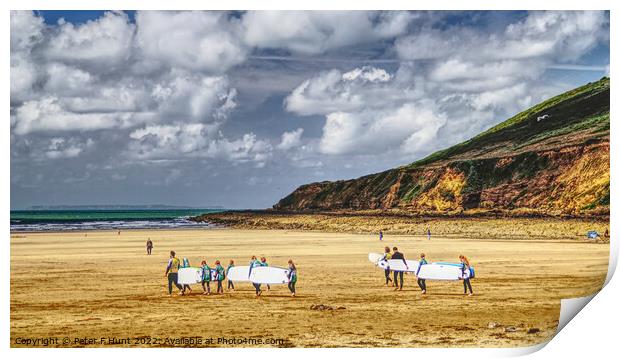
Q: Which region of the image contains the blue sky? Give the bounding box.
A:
[10,10,610,209]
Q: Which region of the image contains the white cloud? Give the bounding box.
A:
[45,137,94,159]
[13,97,136,135]
[277,128,304,150]
[9,9,609,187]
[11,54,39,102]
[43,63,94,95]
[10,10,44,52]
[10,11,45,102]
[242,11,413,54]
[285,11,608,160]
[285,66,416,116]
[319,102,446,155]
[150,73,237,122]
[128,124,273,167]
[135,11,247,73]
[45,11,135,69]
[206,134,273,167]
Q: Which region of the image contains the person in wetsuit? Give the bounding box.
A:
[459,255,473,296]
[382,246,393,286]
[391,247,408,291]
[417,253,428,294]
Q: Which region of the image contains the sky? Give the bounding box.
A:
[10,10,610,209]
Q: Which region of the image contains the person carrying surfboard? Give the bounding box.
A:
[417,253,428,294]
[382,247,393,287]
[249,255,262,297]
[226,259,235,291]
[260,256,271,292]
[391,247,408,291]
[459,255,473,296]
[180,257,193,294]
[214,260,225,294]
[287,259,298,297]
[164,251,184,296]
[201,260,213,295]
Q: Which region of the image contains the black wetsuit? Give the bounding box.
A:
[462,263,473,294]
[391,251,406,289]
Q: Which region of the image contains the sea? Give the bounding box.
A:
[10,209,224,232]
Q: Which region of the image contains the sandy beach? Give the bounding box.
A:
[10,225,609,348]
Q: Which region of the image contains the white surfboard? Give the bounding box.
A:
[417,264,470,280]
[368,253,384,264]
[249,266,290,284]
[210,268,218,281]
[226,266,252,282]
[377,259,420,273]
[177,267,203,284]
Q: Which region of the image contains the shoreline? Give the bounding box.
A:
[10,226,609,244]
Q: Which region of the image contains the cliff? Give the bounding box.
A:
[274,77,610,216]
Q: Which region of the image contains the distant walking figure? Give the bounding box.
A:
[164,251,183,295]
[379,230,383,241]
[391,247,408,291]
[146,238,153,255]
[426,227,431,241]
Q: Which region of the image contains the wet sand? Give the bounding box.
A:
[10,228,608,347]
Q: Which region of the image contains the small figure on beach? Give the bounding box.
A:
[426,227,431,241]
[287,259,297,297]
[379,230,383,241]
[382,246,393,286]
[201,260,211,295]
[417,253,428,294]
[214,260,225,294]
[226,259,235,291]
[459,255,474,296]
[391,247,407,291]
[146,238,153,255]
[165,251,184,295]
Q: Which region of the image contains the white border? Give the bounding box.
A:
[4,1,617,357]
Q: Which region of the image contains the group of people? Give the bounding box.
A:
[164,251,298,298]
[380,246,474,296]
[248,255,298,297]
[379,228,431,241]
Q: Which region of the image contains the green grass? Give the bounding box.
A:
[404,77,610,169]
